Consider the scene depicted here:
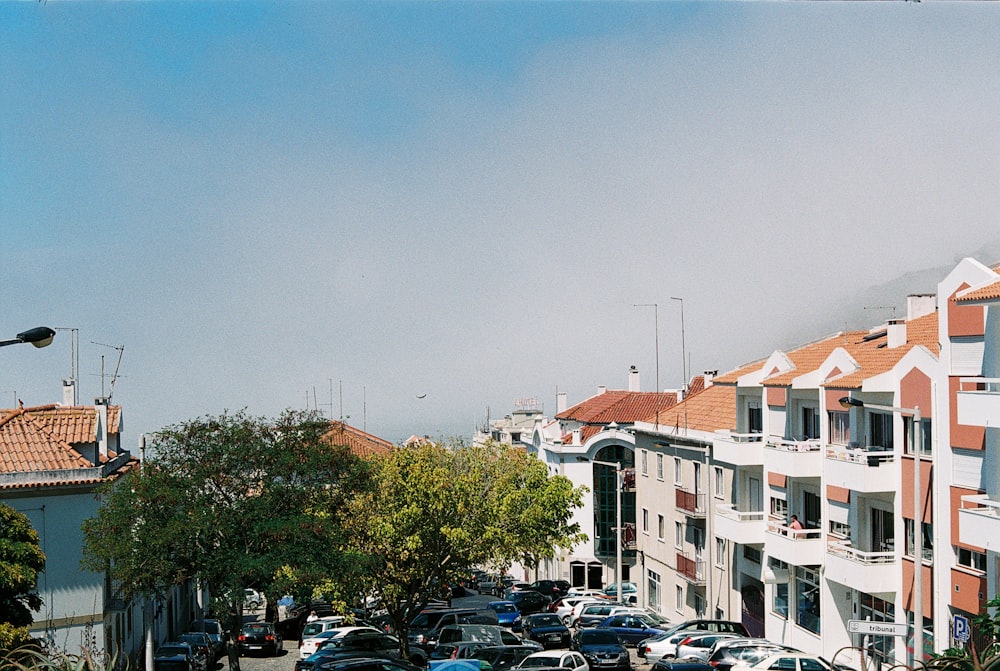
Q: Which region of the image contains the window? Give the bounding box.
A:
[674,521,683,549]
[794,566,821,634]
[657,454,664,480]
[694,592,705,617]
[743,546,762,564]
[769,559,788,618]
[829,520,850,538]
[641,450,648,476]
[904,417,932,456]
[869,412,893,450]
[748,402,763,434]
[675,585,684,612]
[802,491,821,529]
[829,411,850,445]
[957,547,987,572]
[647,569,661,612]
[802,406,820,440]
[714,467,724,499]
[657,514,665,541]
[642,508,649,534]
[859,593,895,670]
[673,457,682,485]
[905,519,934,563]
[715,537,725,567]
[770,496,788,518]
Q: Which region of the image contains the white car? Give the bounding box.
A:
[565,588,608,598]
[298,624,377,659]
[516,651,589,671]
[733,652,839,671]
[639,629,713,664]
[555,597,603,625]
[673,632,742,660]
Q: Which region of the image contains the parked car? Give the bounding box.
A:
[526,580,566,600]
[310,656,423,671]
[189,619,227,661]
[515,650,589,671]
[238,621,283,656]
[573,603,620,629]
[471,645,541,671]
[601,583,638,602]
[705,640,792,671]
[428,641,494,670]
[507,591,551,616]
[569,627,631,671]
[177,632,213,671]
[520,614,570,649]
[478,575,503,596]
[595,613,668,645]
[673,632,742,661]
[565,588,609,598]
[661,621,749,638]
[409,608,498,650]
[489,601,523,629]
[244,588,265,611]
[154,642,197,671]
[651,660,714,671]
[304,627,382,660]
[731,652,841,671]
[639,630,712,664]
[549,597,600,625]
[435,624,523,649]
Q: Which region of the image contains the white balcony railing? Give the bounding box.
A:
[766,520,822,540]
[826,539,895,565]
[715,504,767,545]
[825,444,894,465]
[765,518,824,565]
[767,437,822,453]
[717,504,766,523]
[763,438,823,477]
[959,494,1000,551]
[713,430,764,466]
[824,444,897,492]
[957,378,1000,428]
[825,538,899,593]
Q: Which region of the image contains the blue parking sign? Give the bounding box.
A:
[954,614,971,643]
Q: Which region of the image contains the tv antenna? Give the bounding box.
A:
[91,341,125,401]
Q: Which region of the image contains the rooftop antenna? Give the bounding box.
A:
[55,327,79,404]
[91,341,125,402]
[633,303,660,430]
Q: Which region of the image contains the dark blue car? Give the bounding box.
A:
[488,601,522,630]
[521,613,570,649]
[596,614,668,646]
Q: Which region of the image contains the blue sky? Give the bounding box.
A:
[3,2,1000,443]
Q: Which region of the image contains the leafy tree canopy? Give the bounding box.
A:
[345,440,586,655]
[0,503,45,651]
[81,409,372,665]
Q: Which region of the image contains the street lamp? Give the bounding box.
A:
[0,327,56,349]
[840,395,924,663]
[579,456,625,603]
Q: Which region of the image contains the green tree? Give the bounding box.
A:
[0,503,45,651]
[82,410,371,671]
[345,440,586,659]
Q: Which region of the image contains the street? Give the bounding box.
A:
[223,592,647,671]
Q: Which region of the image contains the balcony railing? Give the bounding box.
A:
[825,444,894,465]
[959,494,1000,551]
[766,519,822,540]
[766,437,822,453]
[715,431,764,443]
[826,539,895,565]
[677,552,705,584]
[716,504,765,523]
[959,377,1000,392]
[676,488,707,518]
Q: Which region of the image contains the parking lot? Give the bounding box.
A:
[222,591,647,671]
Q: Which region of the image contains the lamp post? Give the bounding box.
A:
[0,327,55,349]
[580,456,624,603]
[840,396,924,663]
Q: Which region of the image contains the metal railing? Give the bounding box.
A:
[826,539,895,564]
[675,488,707,517]
[766,437,822,453]
[766,519,822,540]
[825,444,894,465]
[961,493,1000,516]
[714,430,764,443]
[677,552,705,584]
[959,377,1000,393]
[716,503,765,522]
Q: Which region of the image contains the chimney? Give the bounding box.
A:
[907,293,936,320]
[597,385,607,395]
[628,366,640,392]
[95,397,109,462]
[557,392,568,413]
[62,379,76,406]
[572,429,581,445]
[887,318,907,348]
[703,370,718,386]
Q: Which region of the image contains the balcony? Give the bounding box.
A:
[763,438,822,478]
[957,378,1000,428]
[714,504,766,545]
[765,519,824,566]
[676,488,707,519]
[824,538,899,593]
[824,444,897,492]
[713,431,764,466]
[959,495,1000,552]
[677,552,706,585]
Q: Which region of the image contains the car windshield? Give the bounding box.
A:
[530,615,561,627]
[431,646,458,660]
[520,657,561,668]
[243,624,272,635]
[410,612,444,628]
[302,623,328,637]
[158,646,188,657]
[581,630,620,644]
[491,604,517,614]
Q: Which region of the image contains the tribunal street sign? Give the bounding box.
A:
[848,620,909,637]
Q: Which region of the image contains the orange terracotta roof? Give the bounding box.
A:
[761,331,869,387]
[0,404,124,474]
[323,421,394,458]
[0,457,139,491]
[556,390,678,424]
[713,358,770,385]
[686,376,706,397]
[560,425,604,444]
[824,311,938,389]
[956,279,1000,304]
[647,384,736,433]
